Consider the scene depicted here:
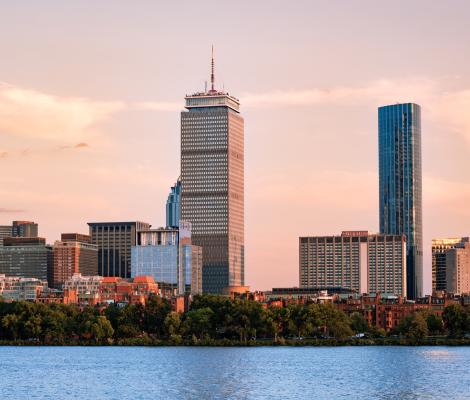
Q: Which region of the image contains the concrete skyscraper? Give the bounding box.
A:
[181,47,244,294]
[379,103,423,299]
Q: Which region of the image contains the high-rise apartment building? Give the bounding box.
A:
[379,103,423,299]
[432,237,469,292]
[130,222,202,295]
[181,48,244,294]
[0,237,52,282]
[166,178,181,228]
[51,233,98,289]
[446,242,470,295]
[88,221,151,278]
[299,231,407,296]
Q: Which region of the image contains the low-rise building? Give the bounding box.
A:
[0,274,47,301]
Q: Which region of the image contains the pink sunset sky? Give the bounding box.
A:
[1,1,470,293]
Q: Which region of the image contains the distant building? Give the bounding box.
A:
[87,221,151,278]
[181,48,244,294]
[445,242,470,295]
[0,237,52,282]
[12,220,38,238]
[64,273,103,295]
[166,178,181,228]
[131,222,202,295]
[0,225,12,246]
[299,231,407,297]
[0,274,47,301]
[51,233,98,289]
[432,237,469,292]
[379,103,423,299]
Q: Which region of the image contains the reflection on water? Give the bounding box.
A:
[1,346,470,400]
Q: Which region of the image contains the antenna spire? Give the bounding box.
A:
[210,45,215,92]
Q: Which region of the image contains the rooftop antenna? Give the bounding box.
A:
[210,45,215,92]
[205,80,207,93]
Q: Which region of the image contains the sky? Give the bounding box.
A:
[1,1,470,293]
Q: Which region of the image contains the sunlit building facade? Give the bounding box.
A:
[379,103,423,299]
[299,231,407,296]
[181,50,244,293]
[432,237,469,292]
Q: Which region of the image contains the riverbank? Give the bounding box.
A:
[2,337,470,346]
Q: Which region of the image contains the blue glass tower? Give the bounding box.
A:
[379,103,423,299]
[166,178,181,228]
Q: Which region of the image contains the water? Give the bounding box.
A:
[1,346,469,399]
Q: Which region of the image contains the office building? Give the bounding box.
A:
[0,274,48,301]
[0,237,52,282]
[432,237,469,292]
[299,231,407,296]
[131,222,202,295]
[12,220,38,237]
[446,243,470,295]
[166,178,181,228]
[88,221,151,278]
[0,225,12,245]
[51,233,98,289]
[379,103,423,299]
[181,48,244,293]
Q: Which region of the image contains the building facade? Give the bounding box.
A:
[0,237,52,282]
[379,103,423,299]
[445,242,470,295]
[166,178,181,228]
[0,274,48,301]
[12,220,38,237]
[181,50,244,293]
[299,231,407,296]
[0,225,12,246]
[432,237,469,292]
[88,221,151,278]
[130,223,202,295]
[51,233,98,289]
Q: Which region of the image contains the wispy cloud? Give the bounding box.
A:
[59,142,90,150]
[0,207,25,213]
[0,82,125,141]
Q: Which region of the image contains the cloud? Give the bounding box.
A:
[241,77,470,145]
[0,151,8,158]
[59,142,90,150]
[0,82,125,141]
[0,208,25,213]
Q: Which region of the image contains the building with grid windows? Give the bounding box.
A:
[130,222,202,295]
[88,221,151,278]
[299,231,407,296]
[51,233,98,289]
[180,49,244,294]
[379,103,423,299]
[166,178,181,228]
[432,237,469,293]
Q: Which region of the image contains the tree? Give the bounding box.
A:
[350,312,368,333]
[399,313,428,340]
[318,303,353,339]
[443,304,468,338]
[164,312,182,337]
[183,307,214,340]
[426,313,444,336]
[2,314,20,340]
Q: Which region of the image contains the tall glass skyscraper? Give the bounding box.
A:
[379,103,423,299]
[181,48,244,294]
[166,178,181,228]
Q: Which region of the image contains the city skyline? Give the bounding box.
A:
[1,1,470,293]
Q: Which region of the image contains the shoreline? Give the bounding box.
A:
[2,338,470,347]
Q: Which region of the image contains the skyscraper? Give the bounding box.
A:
[181,47,244,294]
[379,103,423,299]
[166,178,181,228]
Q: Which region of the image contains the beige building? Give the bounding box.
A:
[446,242,470,295]
[432,237,469,292]
[300,231,407,297]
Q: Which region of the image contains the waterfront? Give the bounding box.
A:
[1,346,469,399]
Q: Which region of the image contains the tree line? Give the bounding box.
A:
[1,295,470,345]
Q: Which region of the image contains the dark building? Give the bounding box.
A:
[0,237,52,282]
[12,221,38,238]
[379,103,423,299]
[51,233,98,289]
[88,221,151,278]
[181,48,244,294]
